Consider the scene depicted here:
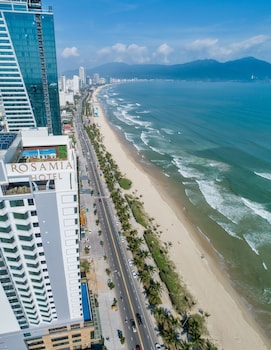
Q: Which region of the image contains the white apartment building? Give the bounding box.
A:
[79,67,86,88]
[0,128,85,350]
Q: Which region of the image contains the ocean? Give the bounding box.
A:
[97,80,271,337]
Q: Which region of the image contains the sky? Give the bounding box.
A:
[42,0,271,74]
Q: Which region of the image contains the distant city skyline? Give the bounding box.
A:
[42,0,271,73]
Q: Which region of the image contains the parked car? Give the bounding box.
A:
[132,270,137,278]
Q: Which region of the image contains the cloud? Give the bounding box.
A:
[230,35,270,52]
[61,47,80,58]
[155,43,174,63]
[112,43,127,53]
[184,35,271,61]
[97,43,150,64]
[187,38,218,51]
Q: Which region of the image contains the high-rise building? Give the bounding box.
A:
[79,67,86,88]
[0,128,95,349]
[0,0,61,135]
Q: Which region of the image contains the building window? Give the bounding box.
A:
[0,236,15,244]
[51,336,68,342]
[49,326,67,334]
[3,246,17,253]
[72,334,81,338]
[29,271,41,276]
[16,223,31,231]
[24,253,37,260]
[7,256,20,262]
[22,244,35,251]
[13,212,29,220]
[28,199,34,206]
[10,199,24,207]
[0,225,11,233]
[70,324,81,330]
[0,213,8,221]
[19,234,33,241]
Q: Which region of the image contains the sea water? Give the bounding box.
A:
[98,80,271,336]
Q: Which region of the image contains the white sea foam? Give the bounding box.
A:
[137,110,150,114]
[243,235,260,255]
[241,197,271,224]
[210,217,241,239]
[243,230,271,256]
[140,131,150,147]
[172,155,230,180]
[262,288,271,304]
[185,188,201,206]
[172,156,202,179]
[149,145,165,155]
[161,128,175,135]
[196,179,248,225]
[262,262,268,271]
[124,132,145,152]
[114,109,152,128]
[254,171,271,181]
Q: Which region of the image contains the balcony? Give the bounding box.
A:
[3,184,31,196]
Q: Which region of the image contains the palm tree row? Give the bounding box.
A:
[85,124,131,231]
[83,119,218,350]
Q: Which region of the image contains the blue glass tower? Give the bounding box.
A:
[0,0,61,135]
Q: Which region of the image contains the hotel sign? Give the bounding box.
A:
[7,161,74,181]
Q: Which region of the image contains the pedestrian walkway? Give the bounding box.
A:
[75,119,127,350]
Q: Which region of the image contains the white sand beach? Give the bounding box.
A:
[91,86,270,350]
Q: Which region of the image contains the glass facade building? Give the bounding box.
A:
[0,0,61,135]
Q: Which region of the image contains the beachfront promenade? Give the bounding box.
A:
[74,98,165,350]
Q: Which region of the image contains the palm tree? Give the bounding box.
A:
[162,328,180,350]
[138,249,151,260]
[151,280,163,296]
[205,339,218,350]
[180,341,192,350]
[144,264,157,275]
[138,270,151,287]
[133,256,144,270]
[146,287,161,306]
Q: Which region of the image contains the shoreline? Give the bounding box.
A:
[91,85,270,350]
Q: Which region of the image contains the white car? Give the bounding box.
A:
[155,344,161,350]
[128,259,134,266]
[132,270,137,278]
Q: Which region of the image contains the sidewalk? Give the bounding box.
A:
[75,120,127,350]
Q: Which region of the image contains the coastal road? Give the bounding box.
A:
[75,97,159,350]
